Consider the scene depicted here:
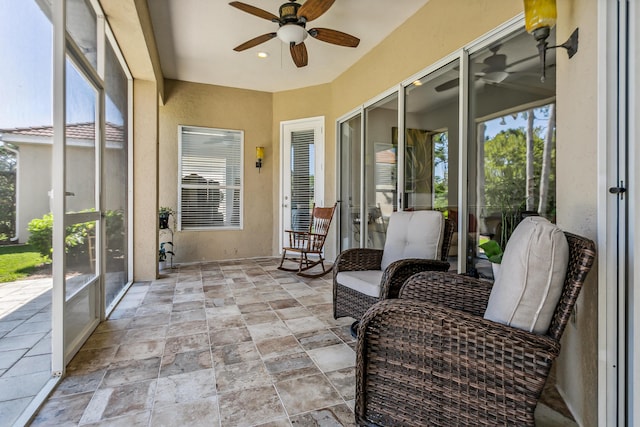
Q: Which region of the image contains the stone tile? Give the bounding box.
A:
[215,359,271,393]
[307,343,355,373]
[154,369,217,405]
[3,353,50,377]
[212,342,261,367]
[112,339,164,362]
[254,418,293,427]
[165,320,208,338]
[66,346,119,375]
[218,385,286,426]
[135,303,173,317]
[209,326,252,347]
[275,306,314,321]
[284,316,327,334]
[83,330,128,350]
[163,332,209,355]
[289,404,356,427]
[264,352,321,382]
[51,369,106,398]
[238,302,271,313]
[160,349,212,377]
[275,374,342,415]
[268,299,301,310]
[102,357,161,387]
[325,367,356,401]
[172,301,205,312]
[80,379,156,423]
[0,370,51,401]
[243,310,280,325]
[0,396,33,427]
[0,348,27,369]
[0,332,45,352]
[207,314,245,330]
[128,313,171,330]
[94,318,132,333]
[296,330,343,351]
[81,410,151,427]
[255,335,304,359]
[170,309,206,324]
[30,392,94,426]
[296,293,333,307]
[246,320,292,341]
[330,325,357,344]
[122,325,168,343]
[151,397,219,427]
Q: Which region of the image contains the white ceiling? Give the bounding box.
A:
[147,0,430,93]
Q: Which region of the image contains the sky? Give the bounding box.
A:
[0,0,122,130]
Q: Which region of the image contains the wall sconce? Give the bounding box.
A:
[523,0,579,82]
[256,146,265,172]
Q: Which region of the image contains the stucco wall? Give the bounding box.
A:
[555,1,599,425]
[159,79,273,262]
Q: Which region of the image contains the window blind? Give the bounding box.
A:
[290,130,314,231]
[179,126,243,229]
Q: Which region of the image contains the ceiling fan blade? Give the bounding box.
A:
[435,78,459,92]
[229,2,278,21]
[309,28,359,47]
[297,0,335,22]
[233,33,277,51]
[290,42,308,68]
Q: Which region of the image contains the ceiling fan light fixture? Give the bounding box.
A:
[482,70,509,84]
[277,24,308,45]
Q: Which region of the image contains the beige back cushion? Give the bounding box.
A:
[484,216,569,334]
[380,211,444,271]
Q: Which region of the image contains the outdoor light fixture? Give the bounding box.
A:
[523,0,579,82]
[256,146,265,171]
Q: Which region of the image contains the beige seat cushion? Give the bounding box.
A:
[380,211,444,271]
[336,270,385,298]
[484,216,569,334]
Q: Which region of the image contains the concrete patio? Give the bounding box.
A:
[0,277,52,426]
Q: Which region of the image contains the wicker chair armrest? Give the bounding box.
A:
[356,299,560,426]
[379,259,450,299]
[333,248,384,273]
[398,271,493,317]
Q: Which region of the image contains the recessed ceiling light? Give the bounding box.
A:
[413,80,423,86]
[257,52,269,59]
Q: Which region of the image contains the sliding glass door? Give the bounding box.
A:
[337,21,556,276]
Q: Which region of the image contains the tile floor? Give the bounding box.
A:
[24,258,576,427]
[0,278,53,426]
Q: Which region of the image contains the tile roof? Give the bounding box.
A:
[0,122,125,143]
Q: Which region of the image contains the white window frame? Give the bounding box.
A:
[178,125,244,231]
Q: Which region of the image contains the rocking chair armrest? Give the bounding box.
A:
[333,248,384,273]
[380,258,451,299]
[356,299,560,426]
[399,271,493,317]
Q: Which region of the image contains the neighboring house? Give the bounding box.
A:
[0,122,125,243]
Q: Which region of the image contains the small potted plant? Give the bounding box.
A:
[159,207,175,230]
[479,239,503,281]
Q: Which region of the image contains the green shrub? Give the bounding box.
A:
[27,212,96,260]
[27,213,53,259]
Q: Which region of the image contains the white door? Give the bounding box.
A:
[280,117,324,249]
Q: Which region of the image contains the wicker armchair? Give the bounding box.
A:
[333,211,454,321]
[355,232,596,426]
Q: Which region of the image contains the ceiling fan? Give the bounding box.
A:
[229,0,360,68]
[435,46,538,92]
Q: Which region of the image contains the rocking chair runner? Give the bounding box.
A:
[278,202,337,277]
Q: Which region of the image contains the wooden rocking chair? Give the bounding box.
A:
[278,202,337,278]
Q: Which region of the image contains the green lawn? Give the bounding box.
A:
[0,244,49,283]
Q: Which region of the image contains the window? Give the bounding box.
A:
[179,126,243,230]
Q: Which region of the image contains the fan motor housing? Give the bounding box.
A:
[279,1,300,24]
